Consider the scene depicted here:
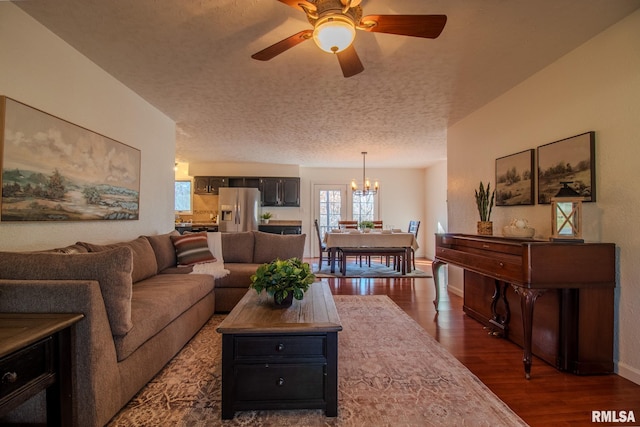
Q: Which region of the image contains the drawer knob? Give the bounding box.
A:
[2,371,17,384]
[276,343,285,352]
[277,377,285,386]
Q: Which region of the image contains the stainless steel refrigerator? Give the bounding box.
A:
[218,187,260,232]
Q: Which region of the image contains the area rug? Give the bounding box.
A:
[313,260,431,278]
[107,296,527,427]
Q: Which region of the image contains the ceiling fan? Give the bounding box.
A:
[251,0,447,78]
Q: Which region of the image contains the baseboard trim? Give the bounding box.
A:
[616,361,640,386]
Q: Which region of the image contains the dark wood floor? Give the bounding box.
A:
[314,258,640,427]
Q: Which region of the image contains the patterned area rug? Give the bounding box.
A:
[313,260,432,278]
[108,295,527,427]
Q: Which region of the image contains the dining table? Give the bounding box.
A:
[324,230,419,275]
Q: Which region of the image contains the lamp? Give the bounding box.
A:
[551,181,584,242]
[351,152,379,196]
[312,15,356,53]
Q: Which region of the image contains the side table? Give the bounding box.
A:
[0,313,84,427]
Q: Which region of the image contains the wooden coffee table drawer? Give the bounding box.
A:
[1,338,54,400]
[234,363,326,401]
[235,335,325,359]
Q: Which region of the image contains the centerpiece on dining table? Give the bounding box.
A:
[359,220,375,232]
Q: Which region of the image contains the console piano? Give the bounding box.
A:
[432,233,615,379]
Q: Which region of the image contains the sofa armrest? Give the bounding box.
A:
[0,279,121,427]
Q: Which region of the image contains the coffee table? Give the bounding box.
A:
[216,281,342,419]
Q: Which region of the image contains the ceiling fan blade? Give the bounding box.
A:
[359,15,447,39]
[251,30,313,61]
[277,0,316,12]
[336,45,364,78]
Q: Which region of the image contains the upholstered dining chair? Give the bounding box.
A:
[408,220,421,270]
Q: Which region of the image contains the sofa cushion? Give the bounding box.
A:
[252,231,306,264]
[144,231,179,272]
[221,232,254,263]
[0,247,134,336]
[215,263,261,289]
[113,273,214,361]
[170,232,216,266]
[78,236,158,284]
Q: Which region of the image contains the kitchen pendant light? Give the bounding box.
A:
[351,152,379,196]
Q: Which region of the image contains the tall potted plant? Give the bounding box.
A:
[250,258,316,307]
[475,181,495,235]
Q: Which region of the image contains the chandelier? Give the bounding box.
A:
[351,152,379,196]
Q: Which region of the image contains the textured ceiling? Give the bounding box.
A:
[15,0,640,168]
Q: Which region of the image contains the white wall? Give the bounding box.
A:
[424,160,448,260]
[0,4,176,251]
[446,10,640,384]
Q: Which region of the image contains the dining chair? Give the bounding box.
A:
[373,220,383,229]
[338,220,358,229]
[407,220,421,270]
[314,219,331,269]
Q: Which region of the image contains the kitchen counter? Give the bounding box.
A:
[175,222,218,227]
[175,222,218,234]
[258,221,302,235]
[259,220,302,226]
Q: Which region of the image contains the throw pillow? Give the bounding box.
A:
[220,231,254,263]
[0,247,134,336]
[144,230,179,273]
[170,232,216,266]
[253,231,306,264]
[77,236,158,283]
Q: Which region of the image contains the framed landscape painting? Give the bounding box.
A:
[1,96,141,221]
[537,131,595,204]
[495,149,534,206]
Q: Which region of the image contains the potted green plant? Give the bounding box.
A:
[475,181,495,235]
[250,258,316,307]
[260,212,272,224]
[358,220,375,231]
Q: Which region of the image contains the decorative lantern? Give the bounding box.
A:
[550,182,584,242]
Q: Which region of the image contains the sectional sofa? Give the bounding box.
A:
[0,230,306,426]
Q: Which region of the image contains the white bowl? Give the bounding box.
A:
[502,226,535,238]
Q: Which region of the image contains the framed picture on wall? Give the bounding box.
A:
[1,96,141,221]
[495,149,535,206]
[537,131,595,204]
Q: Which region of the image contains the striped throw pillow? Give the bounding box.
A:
[170,232,216,266]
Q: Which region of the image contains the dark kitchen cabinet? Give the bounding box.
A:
[228,177,260,188]
[260,177,300,207]
[194,177,227,194]
[194,175,300,205]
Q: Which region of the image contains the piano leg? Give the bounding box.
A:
[488,280,511,337]
[512,286,546,379]
[431,260,446,311]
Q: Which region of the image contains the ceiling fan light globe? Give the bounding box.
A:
[313,16,355,54]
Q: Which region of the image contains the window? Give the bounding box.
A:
[352,193,376,223]
[318,189,343,235]
[175,180,192,213]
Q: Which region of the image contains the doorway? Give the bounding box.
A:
[313,184,348,257]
